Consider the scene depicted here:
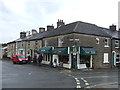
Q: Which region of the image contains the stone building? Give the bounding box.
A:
[7,20,120,69]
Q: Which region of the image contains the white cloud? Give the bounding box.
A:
[0,0,119,43]
[3,0,26,14]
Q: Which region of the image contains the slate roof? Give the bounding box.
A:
[102,27,120,39]
[28,21,111,41]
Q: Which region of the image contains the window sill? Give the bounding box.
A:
[115,47,119,49]
[104,46,109,48]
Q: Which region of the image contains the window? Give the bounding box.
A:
[58,37,64,47]
[69,39,74,41]
[96,38,99,44]
[103,53,109,63]
[45,40,48,47]
[28,41,30,48]
[115,40,119,48]
[116,53,120,63]
[104,38,109,47]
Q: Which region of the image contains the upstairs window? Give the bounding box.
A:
[58,37,64,47]
[28,41,30,48]
[96,38,100,44]
[115,40,119,48]
[104,38,109,47]
[45,40,48,47]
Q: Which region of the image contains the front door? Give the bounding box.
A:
[112,52,116,66]
[71,54,77,69]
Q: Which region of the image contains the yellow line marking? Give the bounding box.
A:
[85,82,118,88]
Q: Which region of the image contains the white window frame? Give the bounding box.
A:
[45,40,48,47]
[115,40,119,48]
[96,38,100,44]
[58,37,64,47]
[116,53,120,63]
[103,53,109,63]
[104,38,109,47]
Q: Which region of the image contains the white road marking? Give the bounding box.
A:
[77,85,81,88]
[81,78,84,80]
[85,83,89,85]
[75,78,78,80]
[83,80,87,83]
[81,78,90,86]
[77,82,80,85]
[76,80,80,84]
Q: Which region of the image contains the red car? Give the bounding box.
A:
[12,54,28,64]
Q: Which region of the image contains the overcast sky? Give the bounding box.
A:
[0,0,119,43]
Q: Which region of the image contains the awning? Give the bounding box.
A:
[80,47,97,55]
[53,47,68,55]
[28,49,32,50]
[39,46,53,54]
[19,49,24,50]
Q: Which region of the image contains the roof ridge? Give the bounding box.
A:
[73,21,79,31]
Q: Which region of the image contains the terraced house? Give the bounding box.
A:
[7,20,120,69]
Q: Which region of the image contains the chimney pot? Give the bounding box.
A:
[57,19,65,28]
[47,25,54,31]
[109,24,116,31]
[20,32,26,38]
[39,27,45,33]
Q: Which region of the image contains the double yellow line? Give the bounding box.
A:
[85,82,118,88]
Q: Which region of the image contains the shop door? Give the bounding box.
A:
[71,54,77,69]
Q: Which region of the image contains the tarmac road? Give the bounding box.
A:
[2,60,75,88]
[1,59,120,89]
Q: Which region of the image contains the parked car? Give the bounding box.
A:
[12,54,28,64]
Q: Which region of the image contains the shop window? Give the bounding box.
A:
[104,38,109,47]
[103,53,109,63]
[115,40,119,48]
[59,55,69,64]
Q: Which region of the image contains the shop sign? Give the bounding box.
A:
[70,46,80,53]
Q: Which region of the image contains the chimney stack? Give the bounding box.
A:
[20,32,26,38]
[32,29,38,35]
[47,25,54,31]
[57,19,65,28]
[109,24,116,31]
[39,27,45,33]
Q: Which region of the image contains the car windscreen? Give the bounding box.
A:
[16,56,25,59]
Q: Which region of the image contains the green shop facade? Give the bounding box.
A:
[38,46,97,69]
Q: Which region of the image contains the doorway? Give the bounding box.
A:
[71,54,77,69]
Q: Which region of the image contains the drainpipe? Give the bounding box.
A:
[111,38,113,68]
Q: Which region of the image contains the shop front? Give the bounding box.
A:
[39,46,53,65]
[69,46,97,69]
[52,47,70,68]
[78,47,97,69]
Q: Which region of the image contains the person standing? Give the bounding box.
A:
[33,55,37,64]
[53,58,57,68]
[27,53,31,64]
[38,54,43,66]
